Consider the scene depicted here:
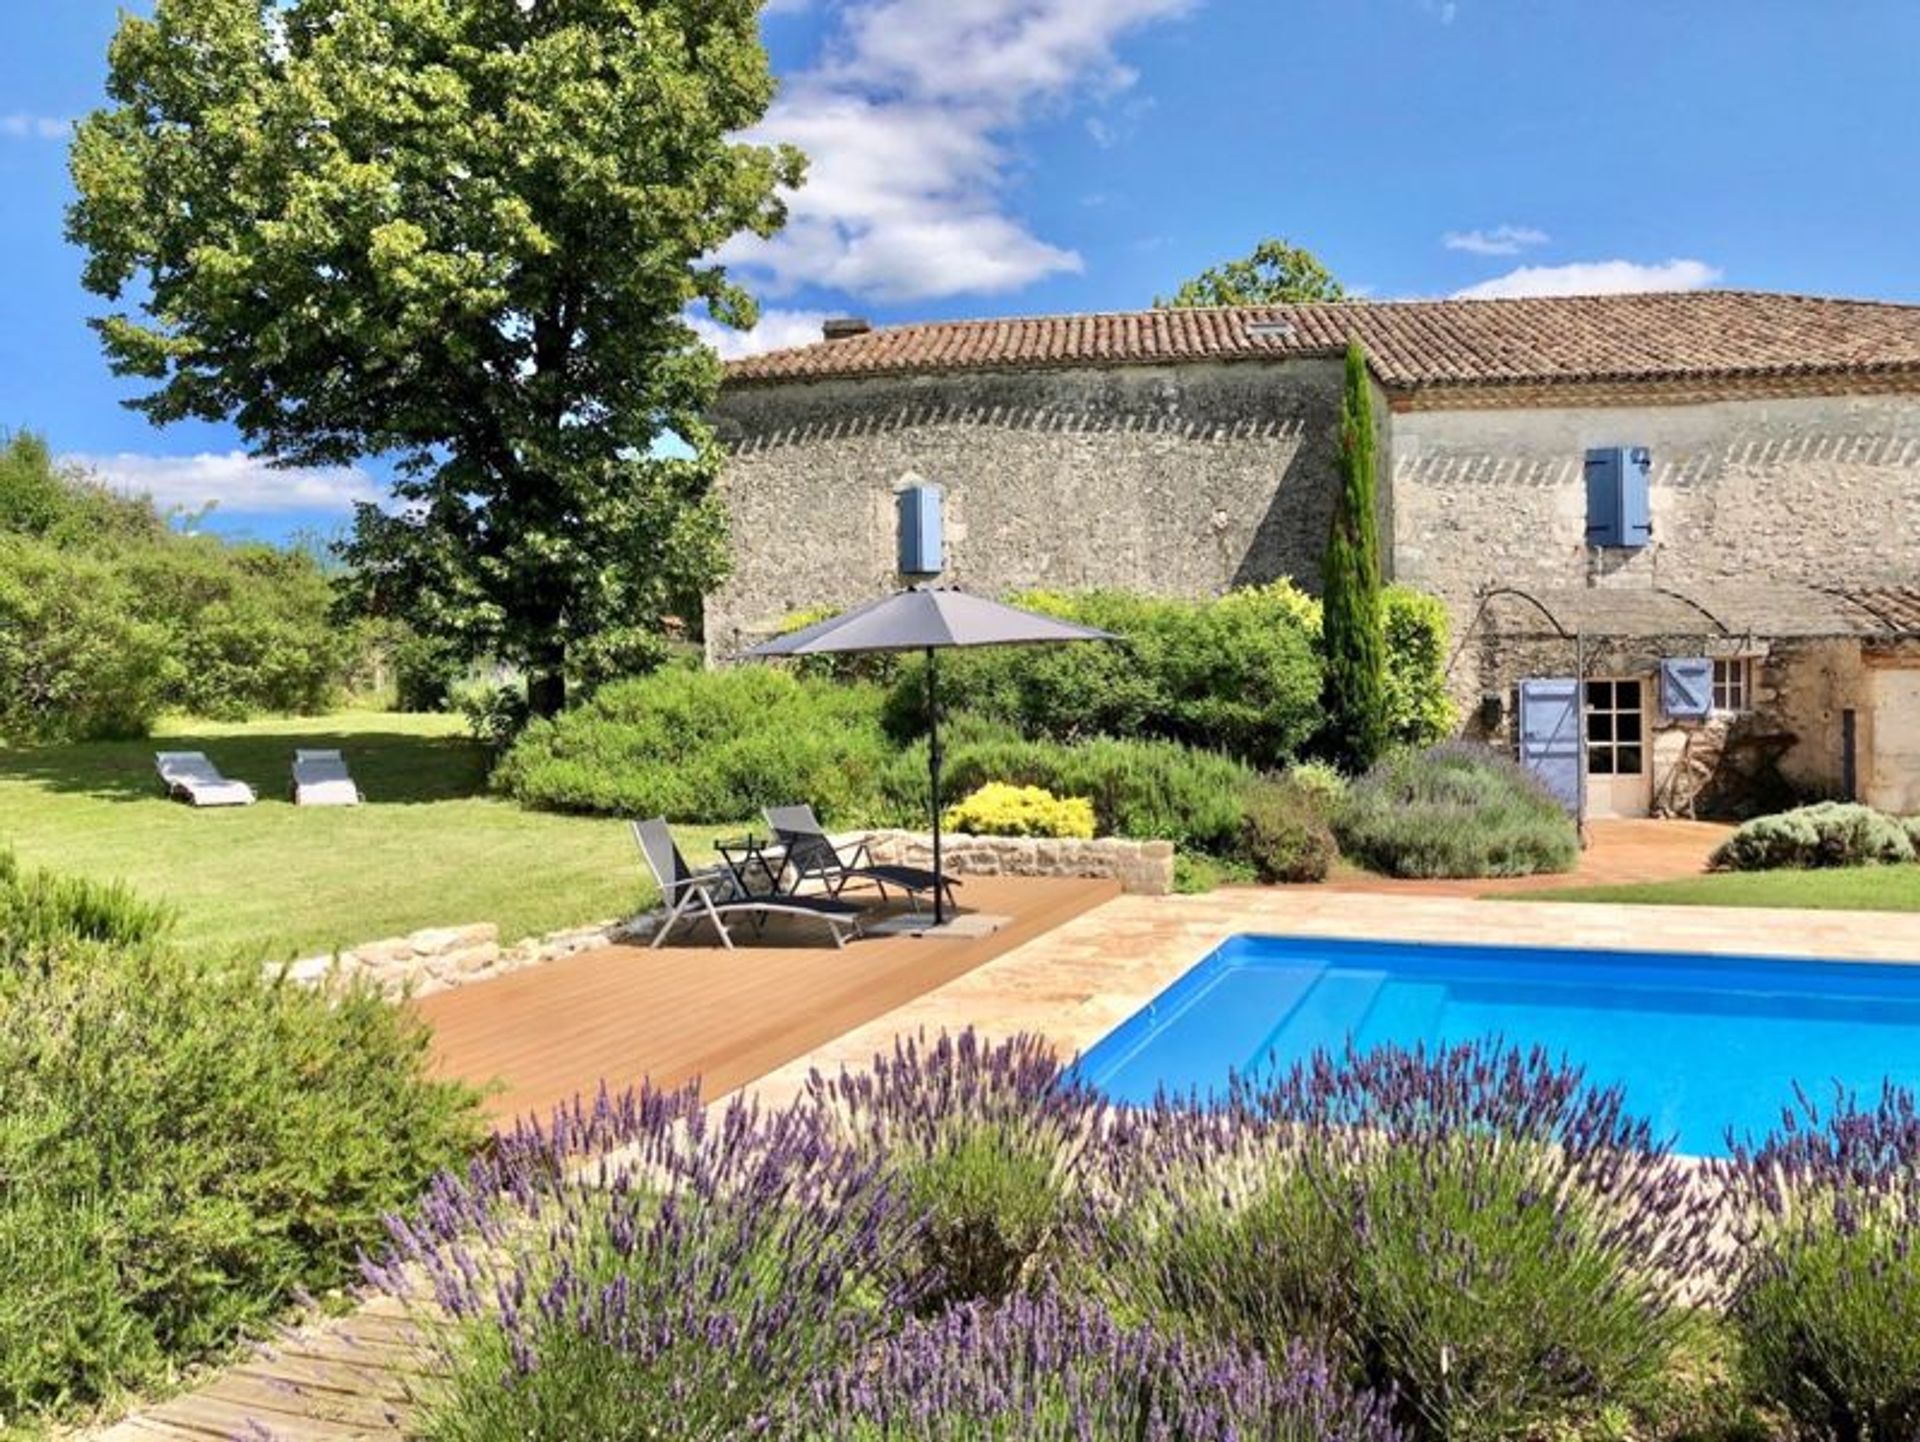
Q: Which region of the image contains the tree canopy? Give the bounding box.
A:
[1156,238,1344,308]
[69,0,805,714]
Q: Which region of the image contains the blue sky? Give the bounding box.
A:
[3,1,1917,540]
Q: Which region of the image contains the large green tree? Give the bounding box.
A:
[1156,238,1344,309]
[1322,340,1388,771]
[69,0,804,715]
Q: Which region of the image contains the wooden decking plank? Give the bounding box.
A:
[143,1390,380,1442]
[196,1372,412,1433]
[416,875,1120,1123]
[228,1357,423,1408]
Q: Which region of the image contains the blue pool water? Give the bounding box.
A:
[1072,935,1920,1156]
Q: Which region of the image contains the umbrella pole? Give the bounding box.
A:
[926,645,945,927]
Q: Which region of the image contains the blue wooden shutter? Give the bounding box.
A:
[897,483,944,576]
[1585,445,1652,549]
[1621,446,1652,546]
[1660,657,1713,720]
[1518,677,1581,814]
[1584,448,1622,546]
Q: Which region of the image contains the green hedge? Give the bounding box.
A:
[0,852,483,1421]
[0,434,350,740]
[494,665,896,823]
[879,732,1254,854]
[879,583,1452,768]
[1336,742,1579,879]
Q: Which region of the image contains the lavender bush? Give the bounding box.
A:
[1723,1083,1920,1440]
[369,1085,924,1441]
[1101,1042,1726,1441]
[793,1292,1403,1441]
[802,1032,1106,1309]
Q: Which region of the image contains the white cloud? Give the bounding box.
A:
[1453,258,1723,300]
[1,113,71,140]
[722,0,1194,303]
[63,452,381,515]
[689,308,838,360]
[1443,224,1548,257]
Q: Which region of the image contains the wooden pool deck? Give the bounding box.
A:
[415,874,1122,1125]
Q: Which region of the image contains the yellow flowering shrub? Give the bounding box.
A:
[941,783,1097,840]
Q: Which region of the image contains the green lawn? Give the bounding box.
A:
[0,711,732,962]
[1519,865,1920,912]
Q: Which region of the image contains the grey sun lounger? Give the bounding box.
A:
[631,818,863,950]
[764,804,959,913]
[155,751,257,808]
[292,748,363,806]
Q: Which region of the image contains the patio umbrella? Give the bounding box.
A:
[740,587,1118,929]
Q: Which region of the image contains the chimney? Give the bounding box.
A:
[821,316,873,342]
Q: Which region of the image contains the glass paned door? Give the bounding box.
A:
[1584,677,1652,817]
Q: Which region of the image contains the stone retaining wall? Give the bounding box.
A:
[276,915,654,1001]
[858,829,1174,896]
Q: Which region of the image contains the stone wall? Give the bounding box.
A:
[1390,393,1920,619]
[860,829,1175,896]
[1458,624,1875,818]
[276,916,653,1001]
[707,359,1354,656]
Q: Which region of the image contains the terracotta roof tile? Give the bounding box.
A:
[725,291,1920,393]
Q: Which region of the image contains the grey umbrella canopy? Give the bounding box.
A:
[742,587,1117,927]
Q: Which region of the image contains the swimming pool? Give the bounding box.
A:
[1072,934,1920,1156]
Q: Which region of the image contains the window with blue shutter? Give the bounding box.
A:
[897,483,944,576]
[1584,446,1652,549]
[1660,657,1713,720]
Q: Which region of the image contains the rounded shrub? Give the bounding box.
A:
[0,855,482,1421]
[494,665,894,821]
[885,735,1253,854]
[942,782,1096,839]
[1710,801,1917,871]
[1335,742,1578,878]
[1237,778,1338,883]
[1100,1042,1723,1442]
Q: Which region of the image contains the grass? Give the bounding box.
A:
[1519,865,1920,913]
[0,711,736,962]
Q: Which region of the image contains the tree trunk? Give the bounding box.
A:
[527,666,566,719]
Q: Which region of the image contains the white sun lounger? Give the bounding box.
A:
[292,748,363,807]
[155,751,257,808]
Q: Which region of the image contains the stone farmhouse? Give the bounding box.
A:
[709,291,1920,820]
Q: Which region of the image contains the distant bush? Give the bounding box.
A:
[1711,801,1917,871]
[883,585,1325,768]
[1336,742,1578,878]
[886,734,1254,854]
[495,666,894,822]
[0,853,482,1421]
[1380,585,1455,749]
[452,672,532,757]
[942,782,1096,839]
[1725,1084,1920,1440]
[0,433,350,739]
[1238,778,1338,883]
[0,535,174,741]
[1282,758,1350,816]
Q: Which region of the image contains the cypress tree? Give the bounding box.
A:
[1322,340,1389,771]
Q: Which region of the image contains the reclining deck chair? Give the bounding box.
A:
[764,804,959,913]
[631,818,863,950]
[155,751,257,808]
[292,748,363,806]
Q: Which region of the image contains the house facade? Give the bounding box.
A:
[710,292,1920,819]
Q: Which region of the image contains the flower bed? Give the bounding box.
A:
[360,1031,1920,1442]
